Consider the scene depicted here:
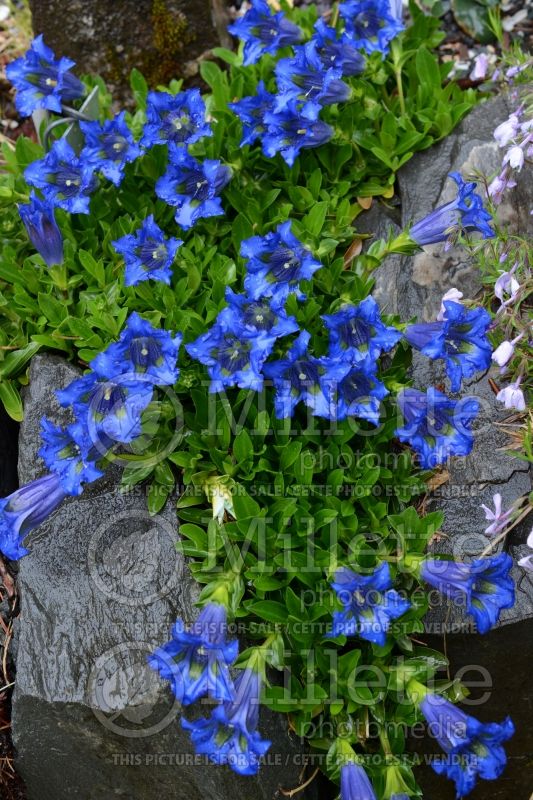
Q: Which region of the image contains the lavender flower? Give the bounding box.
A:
[496,377,526,411]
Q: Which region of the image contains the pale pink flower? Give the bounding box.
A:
[504,145,525,170]
[481,493,515,536]
[496,377,526,411]
[493,114,520,147]
[470,53,489,80]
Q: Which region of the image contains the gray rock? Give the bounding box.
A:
[371,94,533,633]
[29,0,231,102]
[12,355,315,800]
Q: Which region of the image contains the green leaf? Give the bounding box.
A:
[130,68,148,109]
[245,600,287,623]
[302,201,328,237]
[0,380,23,421]
[0,342,41,379]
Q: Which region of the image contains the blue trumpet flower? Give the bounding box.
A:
[339,0,404,55]
[409,172,494,245]
[262,100,334,166]
[18,191,64,267]
[0,473,67,560]
[112,214,182,287]
[329,562,411,645]
[90,313,182,387]
[405,301,492,393]
[56,373,154,446]
[218,289,299,341]
[312,19,366,76]
[335,357,389,425]
[24,138,96,214]
[148,603,238,705]
[262,331,352,419]
[323,297,402,364]
[420,553,515,634]
[6,34,84,117]
[186,322,275,393]
[140,89,212,148]
[39,418,103,496]
[182,667,271,775]
[80,111,141,186]
[242,221,322,301]
[228,81,275,147]
[396,387,479,469]
[155,147,231,230]
[340,763,378,800]
[275,41,351,120]
[419,691,514,797]
[228,0,302,66]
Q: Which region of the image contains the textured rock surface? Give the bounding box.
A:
[12,355,315,800]
[371,93,533,632]
[29,0,231,100]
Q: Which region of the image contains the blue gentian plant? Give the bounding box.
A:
[0,4,524,799]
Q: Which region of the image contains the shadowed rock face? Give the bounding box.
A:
[0,404,18,497]
[12,355,317,800]
[370,94,533,633]
[28,0,231,100]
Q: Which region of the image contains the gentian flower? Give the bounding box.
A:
[90,312,182,386]
[24,138,96,214]
[481,493,514,536]
[186,323,275,393]
[18,191,63,267]
[79,111,141,186]
[39,418,103,496]
[155,147,231,230]
[312,19,365,77]
[328,563,411,645]
[339,0,404,54]
[340,763,378,800]
[322,297,402,364]
[409,172,494,246]
[182,667,271,775]
[263,330,352,419]
[275,42,351,120]
[496,377,526,411]
[218,288,299,340]
[140,89,212,148]
[242,221,322,301]
[148,602,238,705]
[420,553,515,633]
[335,357,389,425]
[0,473,67,560]
[405,301,492,392]
[227,0,302,66]
[419,690,514,797]
[396,387,480,468]
[262,99,334,166]
[228,81,275,147]
[112,214,182,287]
[56,372,154,446]
[5,34,84,117]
